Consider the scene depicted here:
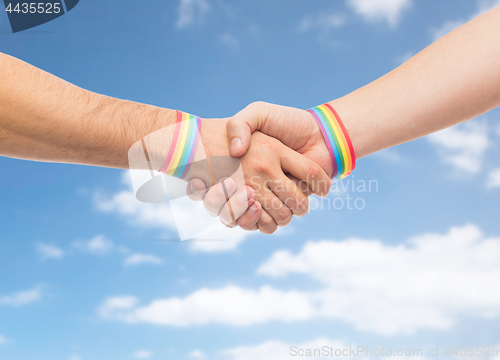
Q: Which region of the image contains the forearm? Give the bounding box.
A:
[0,52,176,168]
[333,6,500,159]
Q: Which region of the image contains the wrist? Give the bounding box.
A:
[200,118,230,158]
[328,94,375,160]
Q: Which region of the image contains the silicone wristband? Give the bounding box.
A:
[159,110,201,179]
[307,103,356,180]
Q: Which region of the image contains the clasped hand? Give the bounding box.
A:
[186,102,334,234]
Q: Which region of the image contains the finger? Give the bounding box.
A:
[257,209,278,234]
[287,174,314,197]
[220,186,256,227]
[280,147,332,198]
[257,188,293,227]
[237,201,262,231]
[267,175,309,217]
[227,102,271,157]
[203,177,237,217]
[186,178,208,201]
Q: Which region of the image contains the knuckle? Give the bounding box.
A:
[255,160,272,175]
[306,162,321,180]
[275,206,292,224]
[249,101,266,109]
[238,217,255,231]
[257,215,274,229]
[285,195,309,215]
[261,223,278,234]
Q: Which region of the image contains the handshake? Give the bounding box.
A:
[155,101,357,235]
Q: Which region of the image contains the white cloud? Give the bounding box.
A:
[0,334,8,345]
[68,356,81,360]
[487,168,500,189]
[188,349,207,359]
[94,177,255,252]
[219,33,240,50]
[431,0,500,41]
[176,0,210,29]
[95,187,176,230]
[188,227,253,252]
[124,253,163,267]
[219,338,351,360]
[97,224,500,335]
[427,121,489,175]
[299,12,346,32]
[395,51,415,65]
[133,350,153,359]
[0,287,42,306]
[259,224,500,335]
[372,148,403,163]
[97,286,315,327]
[431,20,466,42]
[72,235,114,255]
[347,0,412,27]
[37,243,64,260]
[98,296,138,318]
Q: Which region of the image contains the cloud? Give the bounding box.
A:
[372,148,403,163]
[258,224,500,335]
[299,12,346,32]
[37,243,64,260]
[124,253,163,267]
[346,0,412,27]
[0,334,7,345]
[95,187,176,230]
[487,168,500,189]
[0,287,42,306]
[431,20,466,42]
[427,121,489,175]
[97,286,315,327]
[133,350,153,359]
[219,33,240,50]
[94,175,255,252]
[188,349,207,359]
[176,0,210,29]
[395,51,415,65]
[68,356,81,360]
[218,338,351,360]
[98,224,500,335]
[431,0,500,41]
[72,235,114,255]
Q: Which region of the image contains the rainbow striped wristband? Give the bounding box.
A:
[307,103,356,180]
[159,110,201,179]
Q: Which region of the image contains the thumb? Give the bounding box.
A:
[227,102,270,157]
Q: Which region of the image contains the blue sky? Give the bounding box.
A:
[1,0,500,359]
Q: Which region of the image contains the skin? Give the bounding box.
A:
[0,53,331,234]
[190,5,500,231]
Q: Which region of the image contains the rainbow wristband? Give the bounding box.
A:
[307,103,356,180]
[159,110,201,179]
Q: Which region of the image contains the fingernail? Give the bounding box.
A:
[231,138,242,152]
[189,182,198,194]
[238,188,249,202]
[249,202,259,214]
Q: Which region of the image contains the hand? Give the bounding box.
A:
[187,119,331,234]
[187,102,334,233]
[227,102,334,178]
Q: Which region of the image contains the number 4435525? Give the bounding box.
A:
[444,346,498,357]
[5,3,61,14]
